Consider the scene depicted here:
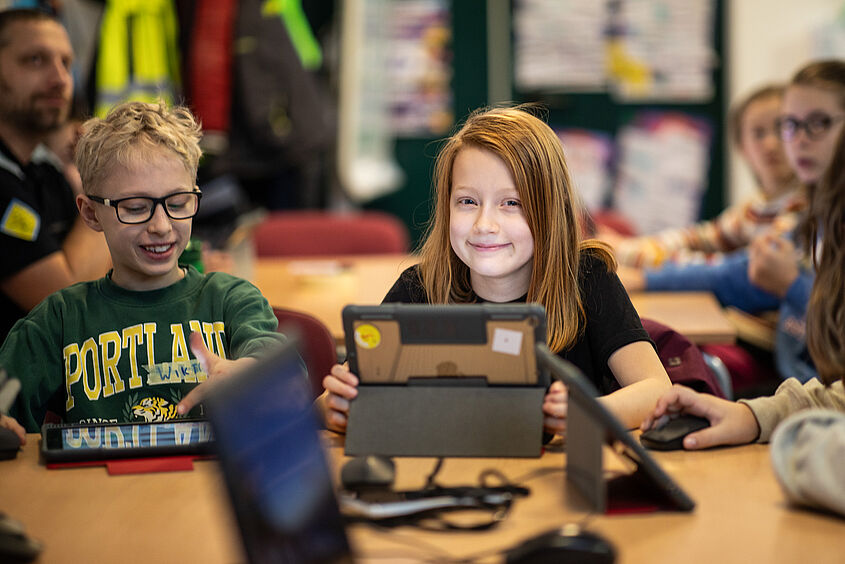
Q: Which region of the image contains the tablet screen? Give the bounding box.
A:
[41,419,214,462]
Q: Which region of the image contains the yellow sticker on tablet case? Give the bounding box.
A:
[354,324,381,349]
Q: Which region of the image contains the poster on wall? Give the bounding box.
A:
[514,0,607,91]
[513,0,717,102]
[606,0,717,102]
[556,129,614,212]
[612,112,712,234]
[387,0,454,136]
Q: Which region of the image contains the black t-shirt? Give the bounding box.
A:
[382,252,652,394]
[0,140,77,341]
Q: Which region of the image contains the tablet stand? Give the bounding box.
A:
[565,382,690,514]
[536,343,694,514]
[345,383,546,458]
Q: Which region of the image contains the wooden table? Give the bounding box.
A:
[253,254,736,345]
[629,291,737,344]
[2,434,842,563]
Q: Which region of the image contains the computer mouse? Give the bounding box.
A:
[0,427,21,461]
[505,524,616,564]
[640,414,711,451]
[340,455,396,491]
[0,514,42,563]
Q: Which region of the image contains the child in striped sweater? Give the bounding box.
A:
[604,84,802,268]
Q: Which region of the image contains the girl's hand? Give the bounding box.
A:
[177,332,257,416]
[542,380,568,435]
[320,364,359,432]
[640,384,760,449]
[748,233,799,298]
[0,414,26,445]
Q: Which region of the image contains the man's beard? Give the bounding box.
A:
[0,79,70,134]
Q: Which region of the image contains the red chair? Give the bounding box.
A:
[253,210,410,257]
[589,209,638,237]
[273,307,337,399]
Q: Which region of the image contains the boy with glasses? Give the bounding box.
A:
[0,101,284,440]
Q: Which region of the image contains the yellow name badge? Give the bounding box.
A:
[1,199,41,241]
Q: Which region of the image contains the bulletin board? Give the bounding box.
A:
[364,0,726,246]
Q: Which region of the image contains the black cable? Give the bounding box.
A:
[423,457,444,489]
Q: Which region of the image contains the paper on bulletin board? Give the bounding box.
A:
[606,0,717,102]
[338,0,405,202]
[556,129,614,212]
[612,112,711,235]
[386,0,454,136]
[513,0,607,91]
[813,11,845,58]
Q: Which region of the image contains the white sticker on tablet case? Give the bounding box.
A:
[492,328,522,356]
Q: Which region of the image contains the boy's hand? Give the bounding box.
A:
[177,332,257,416]
[542,380,568,435]
[748,233,799,298]
[0,414,26,445]
[640,384,760,449]
[320,364,359,432]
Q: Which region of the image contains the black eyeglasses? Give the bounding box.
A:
[777,113,845,141]
[88,191,202,224]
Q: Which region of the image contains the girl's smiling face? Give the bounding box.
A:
[449,146,534,302]
[780,84,845,185]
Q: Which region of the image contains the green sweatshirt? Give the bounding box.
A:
[1,266,284,431]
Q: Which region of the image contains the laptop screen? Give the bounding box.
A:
[206,340,353,564]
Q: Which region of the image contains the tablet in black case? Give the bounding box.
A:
[41,419,214,463]
[342,304,549,458]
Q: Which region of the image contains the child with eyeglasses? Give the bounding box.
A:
[620,59,845,389]
[640,124,845,517]
[0,101,284,441]
[605,83,800,268]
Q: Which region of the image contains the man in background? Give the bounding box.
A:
[0,9,110,341]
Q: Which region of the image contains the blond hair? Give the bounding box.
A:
[417,105,613,353]
[75,101,202,195]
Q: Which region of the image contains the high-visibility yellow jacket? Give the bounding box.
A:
[95,0,181,117]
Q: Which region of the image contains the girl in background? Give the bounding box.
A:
[640,125,845,516]
[605,84,800,268]
[620,60,845,389]
[321,106,671,436]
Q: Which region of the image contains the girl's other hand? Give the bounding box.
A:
[542,380,568,436]
[320,364,359,432]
